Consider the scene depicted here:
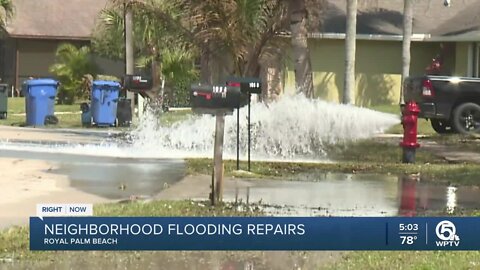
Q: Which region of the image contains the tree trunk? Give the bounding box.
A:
[289,0,314,98]
[401,0,414,105]
[200,44,212,84]
[343,0,357,105]
[124,4,136,116]
[260,47,283,102]
[152,58,164,110]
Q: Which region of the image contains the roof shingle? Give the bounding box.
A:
[321,0,480,38]
[5,0,108,40]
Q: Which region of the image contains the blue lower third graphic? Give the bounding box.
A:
[29,217,480,250]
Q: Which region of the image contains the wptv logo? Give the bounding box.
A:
[435,220,460,247]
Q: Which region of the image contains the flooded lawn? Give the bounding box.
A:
[223,173,480,217]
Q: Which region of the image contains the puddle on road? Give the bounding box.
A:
[0,149,186,200]
[223,173,480,217]
[53,160,185,200]
[224,174,398,216]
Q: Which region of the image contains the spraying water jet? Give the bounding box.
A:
[130,94,400,161]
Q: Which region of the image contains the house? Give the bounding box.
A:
[0,0,123,96]
[277,0,480,106]
[3,0,479,106]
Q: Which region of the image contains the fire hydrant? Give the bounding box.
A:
[400,101,420,163]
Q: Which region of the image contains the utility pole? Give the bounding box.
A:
[343,0,357,105]
[400,0,414,105]
[125,1,136,117]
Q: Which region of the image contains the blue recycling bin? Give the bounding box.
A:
[91,80,121,126]
[24,79,58,126]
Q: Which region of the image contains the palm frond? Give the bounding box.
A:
[50,43,98,103]
[0,0,14,27]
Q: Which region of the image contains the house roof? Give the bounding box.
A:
[316,0,480,41]
[4,0,480,42]
[4,0,108,40]
[431,1,480,37]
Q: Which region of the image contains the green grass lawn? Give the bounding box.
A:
[328,250,480,270]
[1,97,193,129]
[186,136,480,185]
[186,158,480,185]
[6,97,82,114]
[0,111,83,128]
[160,109,192,126]
[0,97,84,128]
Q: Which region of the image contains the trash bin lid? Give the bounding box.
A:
[93,80,121,88]
[26,78,58,86]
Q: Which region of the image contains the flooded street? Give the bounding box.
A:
[54,160,185,200]
[0,148,186,200]
[1,146,479,217]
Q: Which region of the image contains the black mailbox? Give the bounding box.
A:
[225,76,262,94]
[123,75,153,91]
[191,84,246,114]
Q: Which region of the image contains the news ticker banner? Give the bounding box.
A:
[30,215,480,251]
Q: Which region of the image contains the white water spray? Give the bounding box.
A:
[0,95,399,160]
[129,95,400,161]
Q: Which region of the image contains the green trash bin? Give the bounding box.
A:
[0,84,8,119]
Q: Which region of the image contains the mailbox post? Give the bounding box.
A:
[225,77,261,171]
[117,75,153,126]
[191,83,245,205]
[213,113,225,202]
[226,82,242,171]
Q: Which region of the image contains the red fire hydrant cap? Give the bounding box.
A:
[405,101,420,114]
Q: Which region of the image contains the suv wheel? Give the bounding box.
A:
[452,102,480,134]
[430,119,454,134]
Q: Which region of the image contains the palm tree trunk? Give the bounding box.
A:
[400,0,414,105]
[343,0,357,105]
[152,56,163,104]
[289,0,314,98]
[124,4,136,116]
[200,44,212,84]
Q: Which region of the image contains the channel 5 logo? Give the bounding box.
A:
[435,220,460,247]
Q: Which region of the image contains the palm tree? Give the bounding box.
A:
[400,0,414,105]
[94,0,199,106]
[179,0,288,79]
[96,0,289,95]
[289,0,314,98]
[343,0,357,105]
[0,0,13,29]
[49,43,98,104]
[135,45,198,106]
